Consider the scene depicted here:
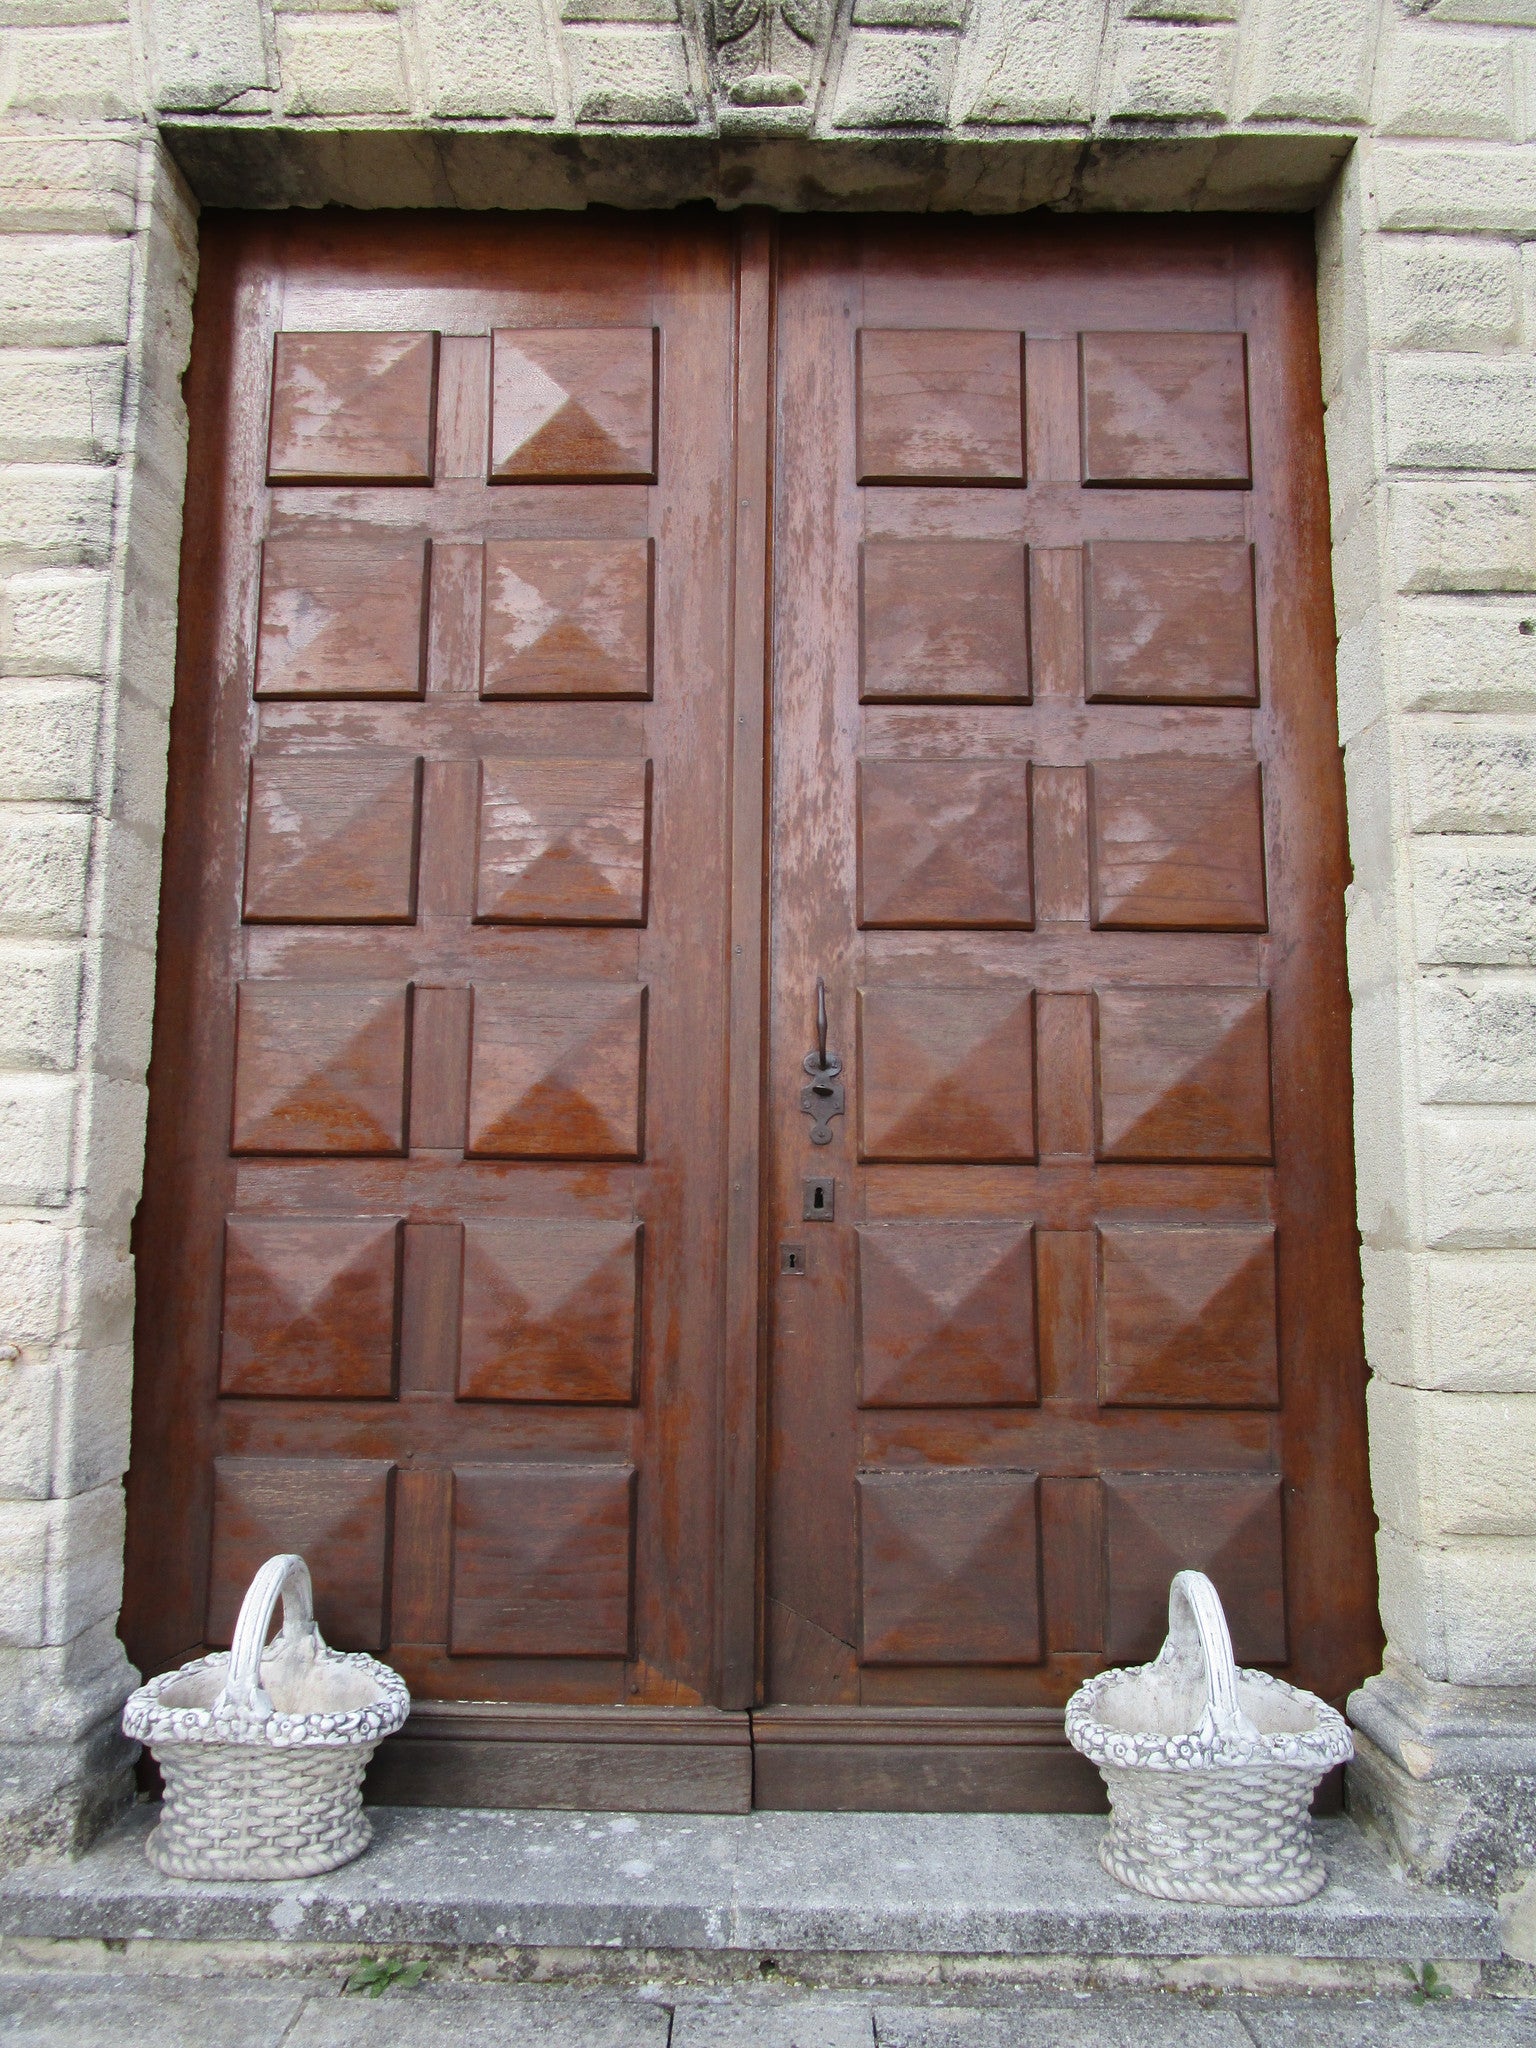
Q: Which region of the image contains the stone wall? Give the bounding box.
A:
[2,0,1535,1929]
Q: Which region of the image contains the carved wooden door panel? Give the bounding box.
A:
[756,218,1378,1809]
[125,214,758,1800]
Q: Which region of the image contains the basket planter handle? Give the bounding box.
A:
[1166,1569,1257,1742]
[217,1553,324,1722]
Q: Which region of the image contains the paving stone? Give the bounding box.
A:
[1239,1993,1536,2044]
[875,1997,1251,2047]
[283,1981,671,2047]
[0,1971,308,2048]
[674,1996,876,2045]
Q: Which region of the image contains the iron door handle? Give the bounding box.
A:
[801,976,845,1145]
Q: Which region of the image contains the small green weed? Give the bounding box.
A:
[1403,1961,1453,2006]
[344,1957,430,1997]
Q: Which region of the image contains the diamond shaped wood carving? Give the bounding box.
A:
[243,753,422,924]
[476,758,651,924]
[1095,989,1272,1162]
[1102,1471,1285,1663]
[857,330,1024,484]
[459,1218,641,1403]
[1097,1223,1278,1408]
[490,328,657,482]
[256,537,429,699]
[230,982,410,1155]
[466,983,646,1159]
[858,985,1035,1162]
[482,539,653,698]
[1079,331,1250,487]
[858,1223,1036,1408]
[858,1468,1041,1665]
[219,1215,402,1399]
[859,540,1029,702]
[1090,757,1267,931]
[207,1455,395,1652]
[450,1463,636,1656]
[858,760,1033,929]
[1084,541,1257,706]
[267,332,438,484]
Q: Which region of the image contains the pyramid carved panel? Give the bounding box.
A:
[255,537,429,700]
[219,1215,402,1400]
[1079,332,1250,487]
[1090,757,1266,931]
[207,1455,395,1652]
[1102,1471,1286,1663]
[857,330,1024,485]
[858,1469,1041,1665]
[858,1223,1036,1409]
[1085,541,1257,705]
[450,1463,635,1656]
[490,328,657,482]
[858,985,1034,1163]
[476,758,651,925]
[860,540,1029,702]
[267,332,437,484]
[482,539,653,698]
[459,1218,642,1403]
[859,760,1033,930]
[231,982,410,1156]
[1095,989,1272,1163]
[467,983,646,1160]
[1098,1224,1278,1409]
[244,753,422,924]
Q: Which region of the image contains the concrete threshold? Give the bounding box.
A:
[0,1808,1503,1995]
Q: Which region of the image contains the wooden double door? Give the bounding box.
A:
[125,209,1377,1811]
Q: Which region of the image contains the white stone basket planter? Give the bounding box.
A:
[122,1553,410,1881]
[1065,1570,1353,1906]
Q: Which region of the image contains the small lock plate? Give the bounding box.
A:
[781,1243,807,1275]
[802,1176,835,1222]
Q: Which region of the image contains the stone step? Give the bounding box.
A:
[0,1809,1502,1993]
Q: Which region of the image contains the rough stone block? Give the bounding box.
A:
[277,17,413,115]
[564,27,696,123]
[0,238,131,349]
[1349,986,1415,1252]
[151,0,273,112]
[1377,234,1521,352]
[421,0,555,118]
[0,810,91,937]
[0,137,139,236]
[0,684,99,799]
[1427,1249,1536,1391]
[832,28,960,128]
[1418,973,1536,1105]
[0,943,81,1072]
[1391,482,1536,594]
[1408,719,1536,833]
[1386,357,1536,472]
[0,1074,75,1206]
[0,1221,65,1346]
[1378,1525,1536,1684]
[1370,1378,1536,1538]
[1236,0,1376,124]
[0,25,138,120]
[1421,1109,1536,1247]
[0,2,128,25]
[1424,0,1536,20]
[1333,610,1383,745]
[0,1620,134,1744]
[0,1710,135,1862]
[103,689,169,837]
[0,572,110,682]
[0,470,116,577]
[1414,838,1536,965]
[1107,22,1235,121]
[68,1071,149,1232]
[1374,140,1536,234]
[40,1341,133,1498]
[92,816,160,952]
[0,350,124,465]
[0,1485,123,1650]
[1394,599,1536,710]
[955,0,1104,126]
[1375,28,1518,141]
[82,934,157,1084]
